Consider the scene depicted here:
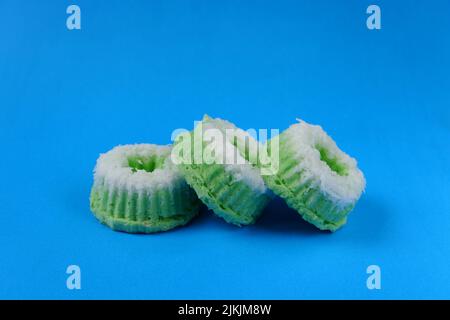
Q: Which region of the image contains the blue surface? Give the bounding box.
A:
[1,0,449,299]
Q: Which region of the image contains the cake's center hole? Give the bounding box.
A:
[128,156,165,173]
[315,144,348,176]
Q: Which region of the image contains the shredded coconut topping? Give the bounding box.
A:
[93,144,184,193]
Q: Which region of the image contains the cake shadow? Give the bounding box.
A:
[253,195,388,241]
[189,204,254,232]
[336,195,389,245]
[254,197,326,235]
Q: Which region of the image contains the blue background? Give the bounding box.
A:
[1,0,449,299]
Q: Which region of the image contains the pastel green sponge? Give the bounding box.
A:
[263,120,366,231]
[173,115,272,226]
[90,144,200,233]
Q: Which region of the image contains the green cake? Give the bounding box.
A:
[172,115,272,226]
[90,144,200,233]
[263,120,366,231]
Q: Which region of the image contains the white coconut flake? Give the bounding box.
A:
[93,144,184,193]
